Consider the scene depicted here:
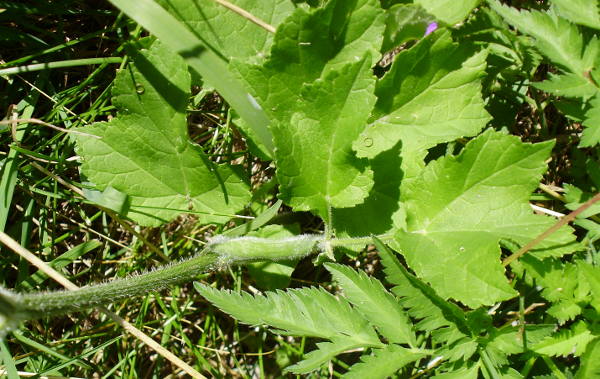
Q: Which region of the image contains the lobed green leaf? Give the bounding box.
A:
[490,0,596,76]
[75,40,250,226]
[157,0,294,63]
[274,56,376,218]
[394,130,578,307]
[285,336,368,374]
[343,344,429,379]
[532,320,596,357]
[373,237,470,337]
[533,73,598,101]
[194,283,382,345]
[325,263,416,345]
[581,96,600,147]
[233,0,385,128]
[108,0,274,154]
[550,0,600,30]
[354,31,490,176]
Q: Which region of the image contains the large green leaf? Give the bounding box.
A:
[158,0,294,63]
[354,31,490,176]
[157,0,295,159]
[232,0,385,127]
[108,0,274,155]
[332,143,405,236]
[274,57,376,218]
[393,130,577,307]
[415,0,479,25]
[75,40,250,226]
[230,0,384,161]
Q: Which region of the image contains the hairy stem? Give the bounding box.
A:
[15,251,220,317]
[0,234,323,324]
[0,232,392,327]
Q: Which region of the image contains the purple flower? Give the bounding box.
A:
[425,22,438,36]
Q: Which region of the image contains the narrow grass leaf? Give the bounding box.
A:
[0,82,40,232]
[17,240,102,290]
[0,57,122,76]
[222,199,283,237]
[0,339,18,379]
[11,330,92,370]
[38,336,122,375]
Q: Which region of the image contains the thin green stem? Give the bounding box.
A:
[541,355,567,379]
[0,57,122,76]
[480,349,502,379]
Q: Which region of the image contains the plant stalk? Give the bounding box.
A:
[14,251,220,318]
[0,232,393,326]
